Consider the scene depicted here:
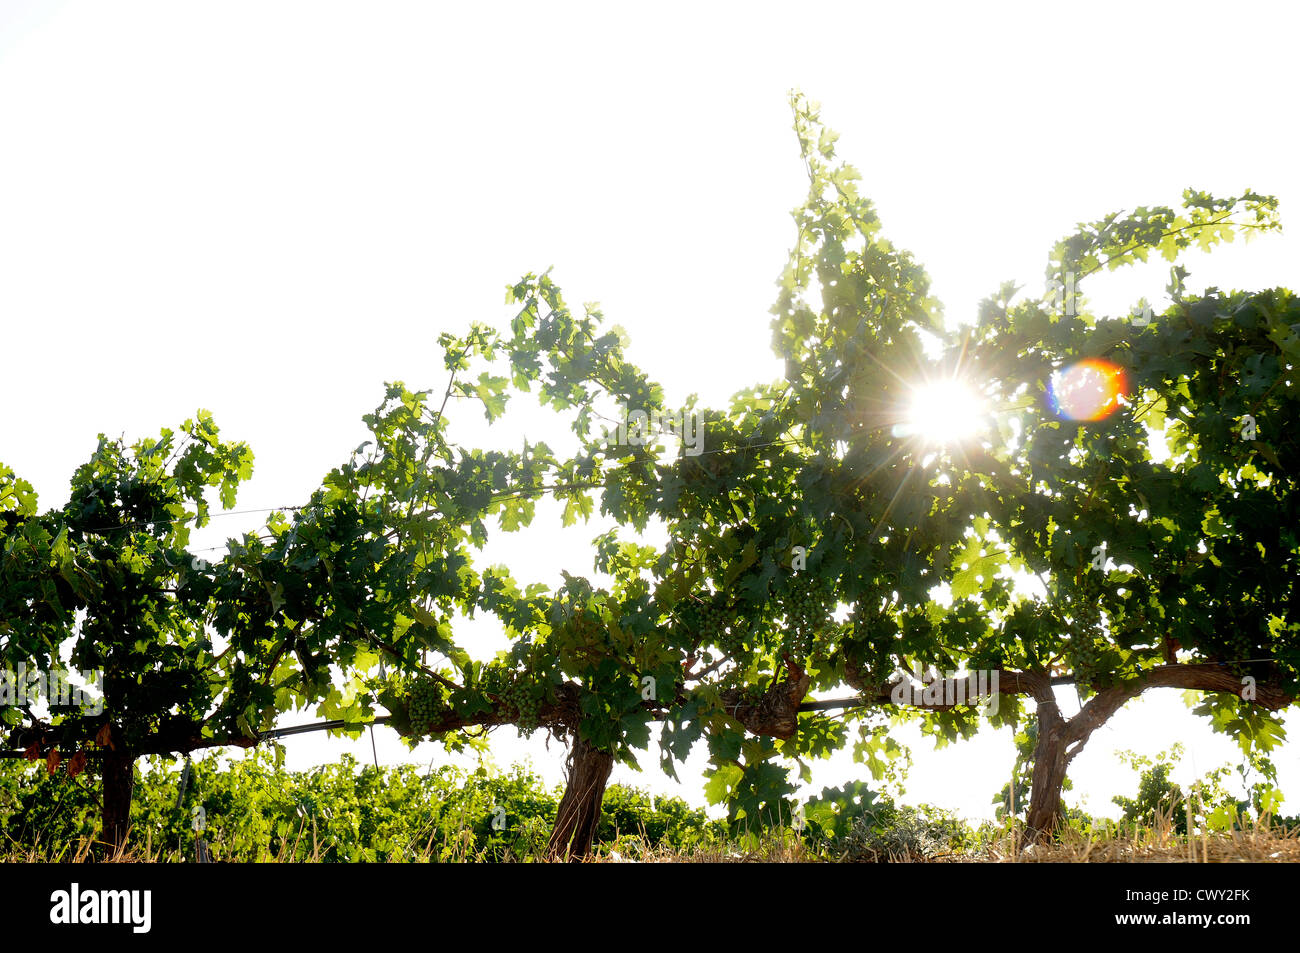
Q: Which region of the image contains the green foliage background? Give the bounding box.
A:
[0,752,724,862]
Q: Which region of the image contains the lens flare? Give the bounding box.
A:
[1048,359,1128,422]
[897,378,987,446]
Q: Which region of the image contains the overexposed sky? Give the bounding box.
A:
[2,0,1297,821]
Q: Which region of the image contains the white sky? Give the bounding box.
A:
[2,0,1297,822]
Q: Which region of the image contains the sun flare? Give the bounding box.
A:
[900,378,988,447]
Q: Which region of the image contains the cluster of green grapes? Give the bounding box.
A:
[697,600,726,638]
[699,598,742,648]
[675,597,726,645]
[1067,637,1102,687]
[499,677,543,732]
[785,578,832,657]
[407,678,445,737]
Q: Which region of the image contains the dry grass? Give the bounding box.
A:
[604,813,1300,864]
[607,835,819,864]
[997,814,1300,864]
[2,837,146,863]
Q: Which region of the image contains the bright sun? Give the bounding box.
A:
[902,378,988,446]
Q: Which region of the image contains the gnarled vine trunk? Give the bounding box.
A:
[546,731,614,861]
[1020,672,1145,844]
[101,749,134,853]
[1024,700,1071,842]
[1013,665,1298,845]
